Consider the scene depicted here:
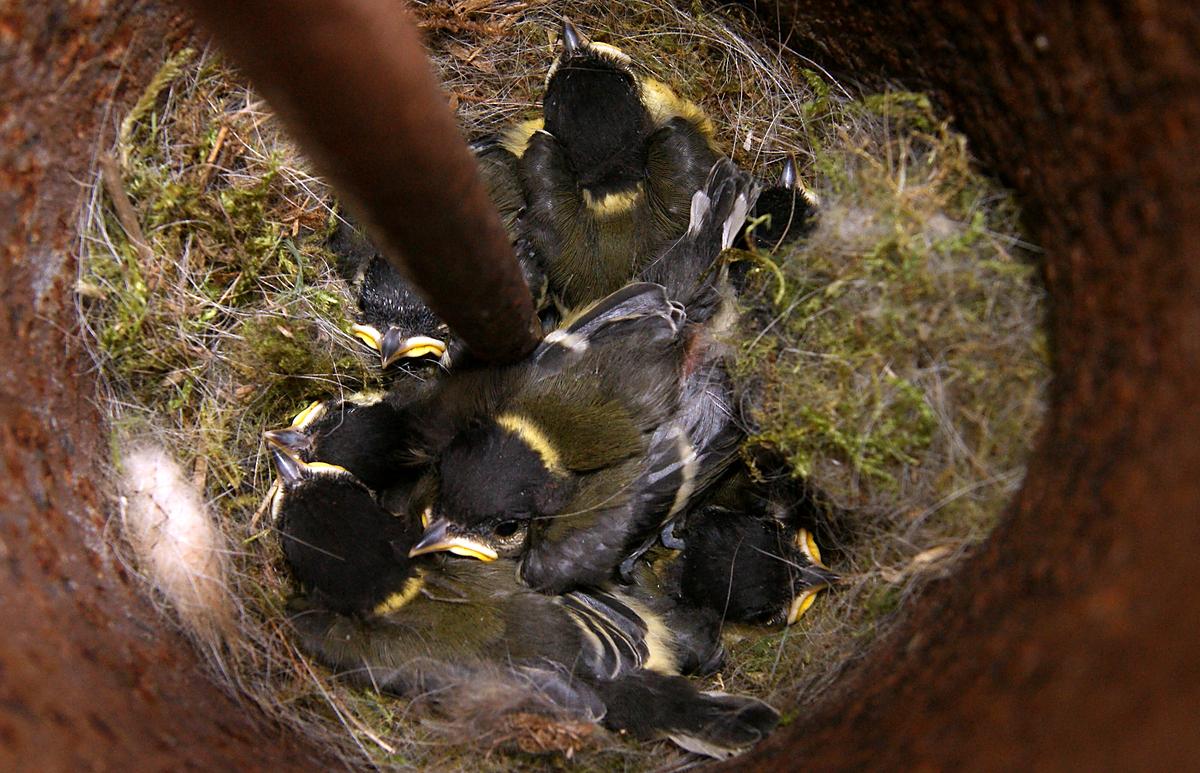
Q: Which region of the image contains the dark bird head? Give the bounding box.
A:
[262,398,328,458]
[743,156,819,252]
[354,256,449,368]
[269,445,425,617]
[543,19,651,195]
[262,390,424,491]
[677,503,839,627]
[408,414,577,562]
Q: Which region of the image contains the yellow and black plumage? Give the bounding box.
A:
[403,282,694,592]
[515,20,724,310]
[406,160,760,591]
[671,466,839,626]
[269,448,778,753]
[262,381,428,492]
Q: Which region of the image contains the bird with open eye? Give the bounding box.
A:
[402,281,687,590]
[267,444,779,756]
[513,20,725,311]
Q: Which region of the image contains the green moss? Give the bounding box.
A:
[733,91,1046,518]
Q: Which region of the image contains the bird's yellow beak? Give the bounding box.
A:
[408,518,498,561]
[352,324,447,367]
[267,445,346,485]
[796,527,828,569]
[380,331,447,369]
[351,323,384,352]
[785,528,837,625]
[289,400,326,430]
[269,445,306,485]
[787,589,821,625]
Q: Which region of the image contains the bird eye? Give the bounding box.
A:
[494,520,519,538]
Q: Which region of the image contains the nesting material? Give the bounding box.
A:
[76,0,1048,768]
[118,442,238,652]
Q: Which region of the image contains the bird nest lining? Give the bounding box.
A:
[75,0,1048,769]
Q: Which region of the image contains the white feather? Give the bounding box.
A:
[688,189,710,236]
[723,192,752,250]
[119,444,236,648]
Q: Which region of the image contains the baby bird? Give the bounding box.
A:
[329,218,451,369]
[407,161,757,594]
[516,20,724,310]
[351,254,452,368]
[269,448,779,755]
[405,282,689,591]
[672,467,839,626]
[262,379,427,492]
[742,157,819,253]
[335,134,539,368]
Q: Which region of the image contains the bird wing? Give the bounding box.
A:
[559,591,650,680]
[533,281,684,370]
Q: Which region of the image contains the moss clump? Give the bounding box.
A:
[719,89,1048,711]
[80,50,377,471]
[733,92,1046,519]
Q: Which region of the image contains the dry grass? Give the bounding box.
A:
[75,1,1048,769]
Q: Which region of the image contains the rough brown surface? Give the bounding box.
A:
[727,2,1200,770]
[0,2,332,769]
[2,0,1198,770]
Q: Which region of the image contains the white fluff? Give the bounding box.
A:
[119,444,236,649]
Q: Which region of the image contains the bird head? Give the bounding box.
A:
[351,324,448,369]
[268,444,424,617]
[353,256,448,368]
[408,414,577,562]
[262,392,417,490]
[262,399,326,457]
[543,19,650,191]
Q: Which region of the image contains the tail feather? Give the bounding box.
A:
[642,158,761,318]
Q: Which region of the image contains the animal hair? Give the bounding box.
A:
[119,443,238,651]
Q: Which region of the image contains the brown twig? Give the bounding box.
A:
[181,0,541,364]
[196,123,230,189]
[99,152,158,289]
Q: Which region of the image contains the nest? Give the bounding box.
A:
[75,0,1048,768]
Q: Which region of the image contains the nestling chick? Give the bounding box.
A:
[262,380,427,492]
[405,282,691,591]
[328,215,450,369]
[408,162,758,593]
[269,448,779,754]
[517,20,724,310]
[673,468,839,626]
[742,156,819,253]
[335,133,538,367]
